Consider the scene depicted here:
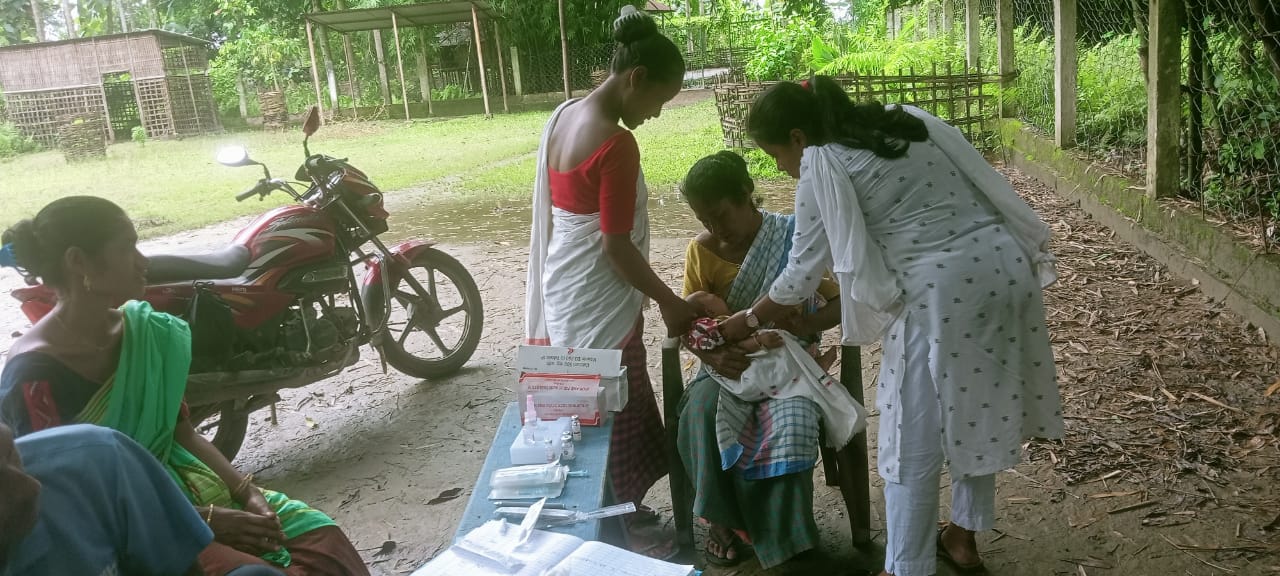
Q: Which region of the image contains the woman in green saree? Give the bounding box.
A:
[0,197,368,576]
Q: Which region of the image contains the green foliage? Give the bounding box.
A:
[0,122,39,159]
[435,84,474,101]
[1199,29,1280,223]
[744,17,819,81]
[131,126,148,145]
[1075,33,1147,150]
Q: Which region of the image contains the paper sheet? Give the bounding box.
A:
[539,541,694,576]
[412,526,584,576]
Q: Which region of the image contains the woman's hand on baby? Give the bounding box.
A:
[659,298,700,337]
[703,344,752,379]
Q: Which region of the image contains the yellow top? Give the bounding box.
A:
[683,239,840,302]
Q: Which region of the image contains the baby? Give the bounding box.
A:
[685,291,838,370]
[683,291,866,449]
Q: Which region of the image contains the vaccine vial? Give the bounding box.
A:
[560,431,576,462]
[570,415,583,442]
[544,439,556,463]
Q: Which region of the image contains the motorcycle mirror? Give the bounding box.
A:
[302,106,321,138]
[215,146,253,167]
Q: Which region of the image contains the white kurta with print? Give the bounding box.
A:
[770,139,1064,483]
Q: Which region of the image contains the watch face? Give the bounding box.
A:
[746,311,760,328]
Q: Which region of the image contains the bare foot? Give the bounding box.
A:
[940,523,983,567]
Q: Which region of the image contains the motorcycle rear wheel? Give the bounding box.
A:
[373,247,484,379]
[190,402,249,461]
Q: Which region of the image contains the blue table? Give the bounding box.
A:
[454,402,614,543]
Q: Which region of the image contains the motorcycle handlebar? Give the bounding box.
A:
[236,180,272,202]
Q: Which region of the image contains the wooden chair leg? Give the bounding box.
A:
[820,445,840,487]
[839,345,873,546]
[661,338,695,556]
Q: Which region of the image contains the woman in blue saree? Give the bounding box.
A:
[678,151,845,573]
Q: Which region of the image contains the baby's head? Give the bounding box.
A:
[686,291,731,318]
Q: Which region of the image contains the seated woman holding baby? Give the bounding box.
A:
[678,151,862,573]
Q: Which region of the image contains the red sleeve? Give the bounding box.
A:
[598,132,640,235]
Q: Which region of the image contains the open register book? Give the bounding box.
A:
[413,520,694,576]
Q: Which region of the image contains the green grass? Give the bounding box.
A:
[453,99,726,200]
[0,111,549,237]
[0,98,733,239]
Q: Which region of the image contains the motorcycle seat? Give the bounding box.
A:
[147,245,252,284]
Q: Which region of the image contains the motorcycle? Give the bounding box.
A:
[10,106,484,460]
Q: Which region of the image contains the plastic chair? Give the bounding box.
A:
[661,339,873,558]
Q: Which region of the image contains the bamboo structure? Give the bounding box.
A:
[714,68,1000,149]
[0,30,220,146]
[304,1,503,121]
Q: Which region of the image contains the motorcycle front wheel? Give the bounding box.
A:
[370,247,484,379]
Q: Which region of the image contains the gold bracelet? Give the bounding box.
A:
[205,504,215,524]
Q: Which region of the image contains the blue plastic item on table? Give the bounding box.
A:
[454,402,613,543]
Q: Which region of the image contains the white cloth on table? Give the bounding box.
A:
[709,330,867,452]
[524,99,650,349]
[767,107,1064,482]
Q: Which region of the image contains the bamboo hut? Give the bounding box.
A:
[0,30,221,146]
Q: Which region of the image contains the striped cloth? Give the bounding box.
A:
[608,319,668,508]
[710,211,824,479]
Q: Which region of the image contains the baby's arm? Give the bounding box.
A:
[736,329,785,353]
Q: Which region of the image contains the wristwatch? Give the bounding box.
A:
[744,308,761,330]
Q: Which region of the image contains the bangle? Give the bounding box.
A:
[753,333,763,348]
[205,504,215,524]
[234,473,255,500]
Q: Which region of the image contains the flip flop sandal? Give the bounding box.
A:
[936,526,986,573]
[629,504,661,525]
[704,529,748,567]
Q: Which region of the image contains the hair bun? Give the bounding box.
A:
[614,5,657,45]
[1,219,45,282]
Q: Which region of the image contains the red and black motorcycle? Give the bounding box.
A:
[12,107,483,459]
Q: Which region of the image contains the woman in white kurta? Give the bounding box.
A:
[718,77,1065,576]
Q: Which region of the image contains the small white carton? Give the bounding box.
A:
[516,346,629,425]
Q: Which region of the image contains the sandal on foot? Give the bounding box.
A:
[629,504,660,525]
[936,526,986,573]
[704,528,747,567]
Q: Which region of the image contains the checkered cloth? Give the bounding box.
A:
[608,322,668,507]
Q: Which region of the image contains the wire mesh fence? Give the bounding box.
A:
[1009,0,1054,135]
[1184,0,1280,249]
[1074,0,1145,172]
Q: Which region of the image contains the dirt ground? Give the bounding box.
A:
[2,162,1278,575]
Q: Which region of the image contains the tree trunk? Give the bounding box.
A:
[117,0,128,32]
[236,75,249,118]
[374,30,391,105]
[416,27,432,102]
[149,0,158,28]
[31,0,45,41]
[61,0,76,38]
[1131,0,1148,83]
[1247,0,1280,84]
[311,0,339,111]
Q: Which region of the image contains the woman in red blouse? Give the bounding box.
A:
[525,5,696,557]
